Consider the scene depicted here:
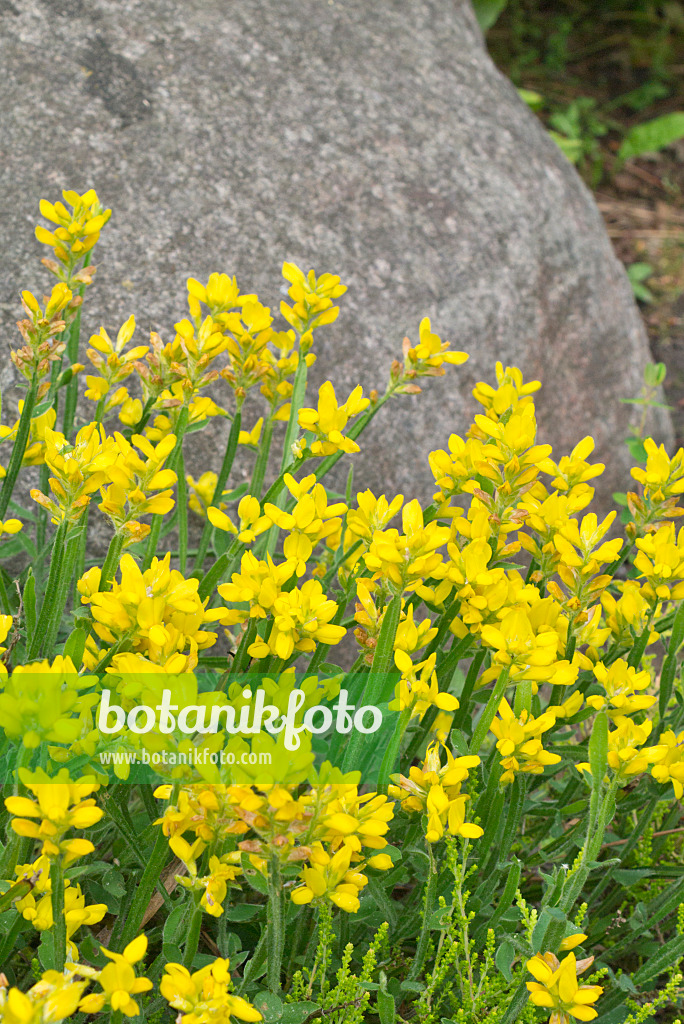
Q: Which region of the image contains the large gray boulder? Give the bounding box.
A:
[0,0,671,521]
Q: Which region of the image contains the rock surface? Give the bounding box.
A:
[0,0,672,521]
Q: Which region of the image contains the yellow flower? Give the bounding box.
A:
[538,436,605,495]
[390,742,482,843]
[280,262,346,337]
[77,935,152,1017]
[30,423,116,524]
[85,316,149,409]
[393,603,438,655]
[586,660,655,718]
[264,474,347,576]
[160,957,262,1024]
[217,552,295,627]
[14,858,107,958]
[0,656,97,748]
[12,285,81,385]
[291,841,370,913]
[248,578,346,661]
[364,499,449,595]
[4,772,102,864]
[0,403,57,468]
[0,519,22,538]
[601,581,659,648]
[238,418,264,446]
[209,496,272,544]
[398,317,468,383]
[649,729,684,799]
[526,950,602,1024]
[169,834,242,918]
[187,471,225,517]
[479,601,578,688]
[187,273,256,317]
[490,699,561,786]
[81,553,217,668]
[298,381,369,457]
[634,521,684,603]
[472,362,540,418]
[37,189,111,274]
[630,437,684,522]
[98,432,178,542]
[392,650,459,720]
[347,490,404,542]
[0,969,87,1024]
[578,718,661,781]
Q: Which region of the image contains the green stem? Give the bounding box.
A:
[72,508,89,607]
[183,903,203,968]
[408,841,437,980]
[377,707,412,795]
[177,450,188,574]
[116,824,171,951]
[36,464,49,555]
[143,407,189,571]
[249,415,275,500]
[61,254,91,440]
[230,620,258,678]
[591,793,659,904]
[469,667,510,756]
[27,520,67,660]
[267,853,284,993]
[0,375,37,520]
[452,649,486,732]
[193,411,242,573]
[198,539,242,603]
[43,526,81,656]
[342,592,402,773]
[99,533,125,592]
[50,856,67,971]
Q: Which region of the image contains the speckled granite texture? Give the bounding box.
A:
[0,0,671,520]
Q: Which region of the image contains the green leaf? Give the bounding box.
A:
[23,570,36,639]
[473,0,508,31]
[224,903,261,921]
[163,904,190,950]
[548,131,584,163]
[632,933,684,985]
[0,880,31,914]
[280,1003,319,1024]
[63,626,87,668]
[626,436,648,464]
[377,981,396,1024]
[254,992,283,1022]
[518,88,544,111]
[614,868,652,885]
[620,111,684,160]
[495,940,516,982]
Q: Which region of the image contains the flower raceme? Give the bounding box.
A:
[98,432,178,542]
[36,189,111,275]
[297,382,369,457]
[390,742,482,843]
[489,699,562,786]
[4,774,102,865]
[76,935,152,1017]
[79,553,217,669]
[30,424,115,524]
[364,499,450,594]
[160,957,262,1024]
